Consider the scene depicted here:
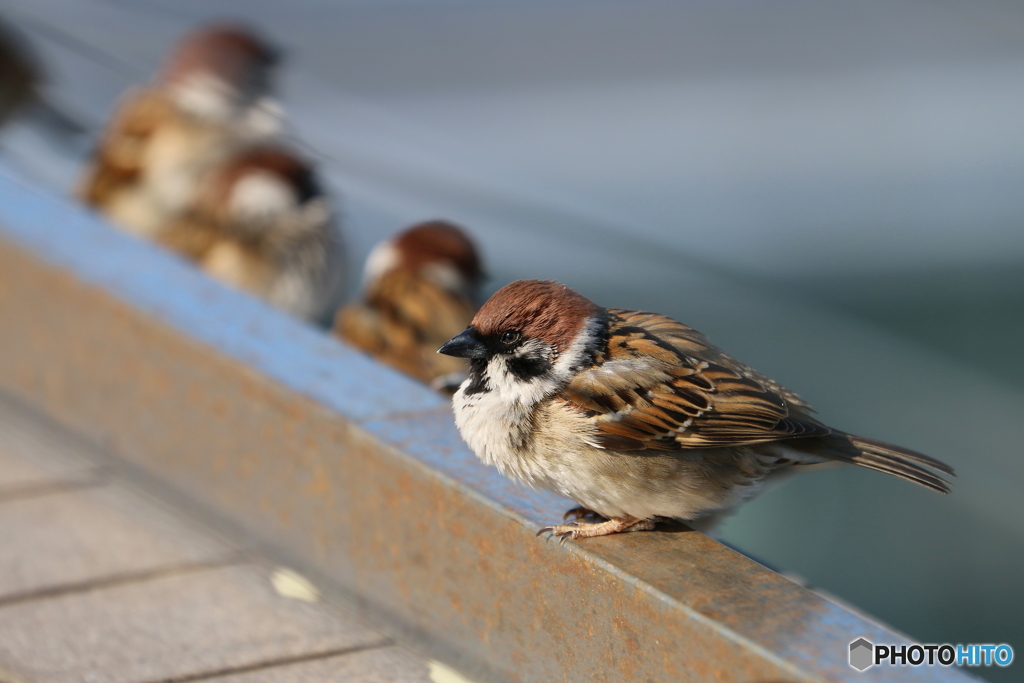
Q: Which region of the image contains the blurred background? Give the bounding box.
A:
[0,1,1021,679]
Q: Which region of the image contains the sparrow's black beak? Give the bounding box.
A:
[438,329,487,359]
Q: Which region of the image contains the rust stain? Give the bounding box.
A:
[303,461,331,497]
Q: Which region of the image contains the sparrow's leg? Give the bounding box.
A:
[538,515,657,541]
[562,506,601,522]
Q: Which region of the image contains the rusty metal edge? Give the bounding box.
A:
[0,167,977,683]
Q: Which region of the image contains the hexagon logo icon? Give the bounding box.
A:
[850,638,874,671]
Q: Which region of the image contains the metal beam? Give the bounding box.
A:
[0,168,973,682]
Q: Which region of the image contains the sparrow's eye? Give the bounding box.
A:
[500,330,522,346]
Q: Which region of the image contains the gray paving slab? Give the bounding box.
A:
[0,393,101,494]
[0,564,390,683]
[0,483,236,601]
[0,445,95,496]
[205,646,435,683]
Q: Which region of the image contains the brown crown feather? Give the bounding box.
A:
[472,280,603,353]
[392,220,483,286]
[199,146,320,215]
[160,23,278,86]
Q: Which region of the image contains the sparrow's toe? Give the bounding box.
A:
[537,522,577,539]
[538,516,656,541]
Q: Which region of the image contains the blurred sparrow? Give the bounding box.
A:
[156,146,345,323]
[335,220,484,391]
[78,23,283,237]
[0,19,88,144]
[439,280,954,539]
[0,19,38,128]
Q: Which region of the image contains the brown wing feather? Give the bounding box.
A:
[560,309,830,451]
[156,214,223,261]
[336,269,475,384]
[77,88,173,207]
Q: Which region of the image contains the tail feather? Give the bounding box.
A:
[847,435,955,475]
[797,432,954,494]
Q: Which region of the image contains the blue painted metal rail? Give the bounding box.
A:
[0,166,978,682]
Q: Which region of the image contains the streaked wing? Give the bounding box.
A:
[156,215,222,261]
[560,309,829,451]
[77,88,172,206]
[338,270,475,384]
[368,268,476,349]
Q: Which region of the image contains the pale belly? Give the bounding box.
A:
[527,441,775,521]
[202,242,276,298]
[454,394,781,521]
[104,186,167,237]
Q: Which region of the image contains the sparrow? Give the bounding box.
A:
[438,280,954,539]
[156,145,345,323]
[0,18,38,129]
[77,23,284,238]
[335,220,484,391]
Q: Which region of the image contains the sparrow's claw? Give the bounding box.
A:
[537,522,578,538]
[537,516,657,541]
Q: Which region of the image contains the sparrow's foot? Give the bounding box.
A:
[562,506,602,522]
[538,515,656,543]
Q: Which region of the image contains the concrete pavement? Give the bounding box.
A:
[0,391,437,683]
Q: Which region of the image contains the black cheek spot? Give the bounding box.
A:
[506,355,550,382]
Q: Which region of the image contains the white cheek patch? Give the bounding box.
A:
[487,350,556,409]
[421,261,468,296]
[229,171,298,221]
[513,338,549,359]
[476,317,602,409]
[170,73,235,120]
[362,241,400,288]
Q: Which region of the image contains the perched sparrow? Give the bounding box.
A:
[0,19,38,128]
[78,23,283,237]
[439,280,954,539]
[156,146,345,323]
[335,220,484,390]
